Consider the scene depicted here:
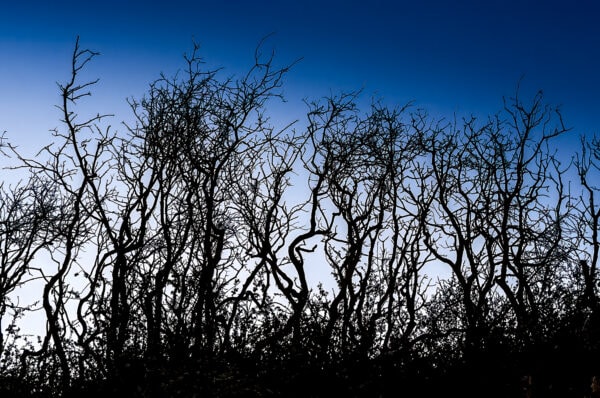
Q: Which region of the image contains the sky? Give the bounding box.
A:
[1,0,600,338]
[1,0,599,160]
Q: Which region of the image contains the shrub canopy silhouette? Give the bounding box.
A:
[1,38,599,397]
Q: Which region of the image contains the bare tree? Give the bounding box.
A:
[0,176,62,355]
[569,134,600,354]
[415,91,568,361]
[2,37,595,397]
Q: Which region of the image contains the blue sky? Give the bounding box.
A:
[1,0,599,159]
[1,0,599,336]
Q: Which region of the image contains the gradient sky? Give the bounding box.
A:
[1,0,599,161]
[2,0,600,336]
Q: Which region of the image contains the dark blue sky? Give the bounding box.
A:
[1,0,599,158]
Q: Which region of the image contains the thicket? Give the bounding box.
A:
[1,39,599,397]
